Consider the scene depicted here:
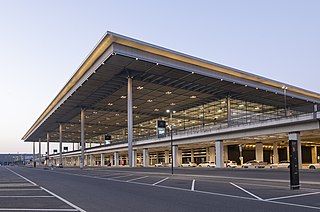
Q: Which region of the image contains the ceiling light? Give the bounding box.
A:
[255,107,260,110]
[154,108,159,111]
[115,114,119,116]
[190,96,197,99]
[156,63,159,65]
[147,99,153,102]
[245,85,248,87]
[165,91,172,95]
[220,79,223,81]
[137,86,143,90]
[120,96,126,99]
[239,104,244,107]
[191,72,194,74]
[166,109,170,113]
[133,106,137,109]
[221,101,226,104]
[93,111,98,114]
[170,103,176,106]
[108,103,113,106]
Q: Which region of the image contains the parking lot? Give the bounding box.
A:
[2,166,320,211]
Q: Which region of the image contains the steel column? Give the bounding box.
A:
[59,123,63,166]
[47,132,50,166]
[38,138,41,165]
[127,77,133,167]
[80,109,85,169]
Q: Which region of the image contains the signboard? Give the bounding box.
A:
[289,140,300,190]
[105,135,111,144]
[157,120,166,138]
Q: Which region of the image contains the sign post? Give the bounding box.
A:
[289,140,300,190]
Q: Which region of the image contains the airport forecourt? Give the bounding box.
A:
[22,32,320,171]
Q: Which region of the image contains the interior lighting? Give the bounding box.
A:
[133,106,137,109]
[166,109,170,113]
[190,96,197,99]
[239,104,244,107]
[165,91,172,95]
[156,63,159,65]
[108,103,113,106]
[115,114,120,116]
[135,58,139,60]
[245,85,248,87]
[256,88,259,90]
[147,99,153,102]
[137,86,144,90]
[255,107,260,110]
[220,79,223,81]
[154,108,159,111]
[93,111,98,114]
[191,72,195,74]
[120,96,126,99]
[221,101,226,104]
[170,103,176,106]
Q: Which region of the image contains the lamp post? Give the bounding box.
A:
[166,109,176,175]
[282,86,288,116]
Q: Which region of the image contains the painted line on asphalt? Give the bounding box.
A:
[265,191,320,201]
[0,209,78,211]
[230,182,263,200]
[0,196,54,198]
[152,177,169,186]
[41,187,86,212]
[6,168,86,212]
[191,179,195,191]
[109,174,134,179]
[46,169,320,210]
[0,188,42,191]
[126,176,149,182]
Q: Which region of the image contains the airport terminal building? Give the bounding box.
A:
[22,32,320,169]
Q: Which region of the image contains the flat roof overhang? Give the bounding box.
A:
[22,32,320,143]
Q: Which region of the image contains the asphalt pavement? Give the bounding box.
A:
[1,166,320,212]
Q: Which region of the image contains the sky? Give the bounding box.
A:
[0,1,319,154]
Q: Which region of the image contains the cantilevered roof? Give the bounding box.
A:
[22,31,320,142]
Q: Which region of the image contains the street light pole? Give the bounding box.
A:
[167,110,175,175]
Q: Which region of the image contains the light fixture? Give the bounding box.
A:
[221,101,226,104]
[190,96,197,99]
[93,111,98,114]
[147,99,153,102]
[120,95,126,99]
[191,72,195,74]
[154,108,159,111]
[156,63,159,65]
[170,103,176,106]
[137,86,143,90]
[165,91,172,95]
[255,107,260,110]
[239,104,244,107]
[166,109,170,113]
[245,85,248,87]
[133,106,137,109]
[220,79,223,81]
[115,114,119,116]
[108,103,113,106]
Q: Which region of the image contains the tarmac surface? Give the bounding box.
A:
[1,166,320,212]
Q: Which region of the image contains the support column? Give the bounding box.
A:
[33,141,35,167]
[143,149,149,167]
[80,109,85,169]
[178,149,182,166]
[172,145,178,168]
[59,124,63,166]
[101,154,105,166]
[38,138,41,165]
[164,150,169,164]
[46,132,50,166]
[190,149,194,163]
[114,152,119,167]
[273,142,279,164]
[289,132,302,169]
[311,146,318,164]
[127,76,133,167]
[209,146,215,163]
[223,145,228,161]
[90,155,93,166]
[227,95,231,126]
[215,140,224,168]
[287,145,290,161]
[109,155,113,166]
[255,142,263,162]
[132,150,137,167]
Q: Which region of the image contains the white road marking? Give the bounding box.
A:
[152,177,169,185]
[41,187,86,212]
[0,188,42,191]
[230,182,263,200]
[126,176,149,182]
[47,169,320,210]
[0,209,78,211]
[6,168,86,212]
[191,179,195,191]
[0,196,53,198]
[265,191,320,201]
[109,174,133,179]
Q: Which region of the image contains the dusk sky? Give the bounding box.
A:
[0,1,319,154]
